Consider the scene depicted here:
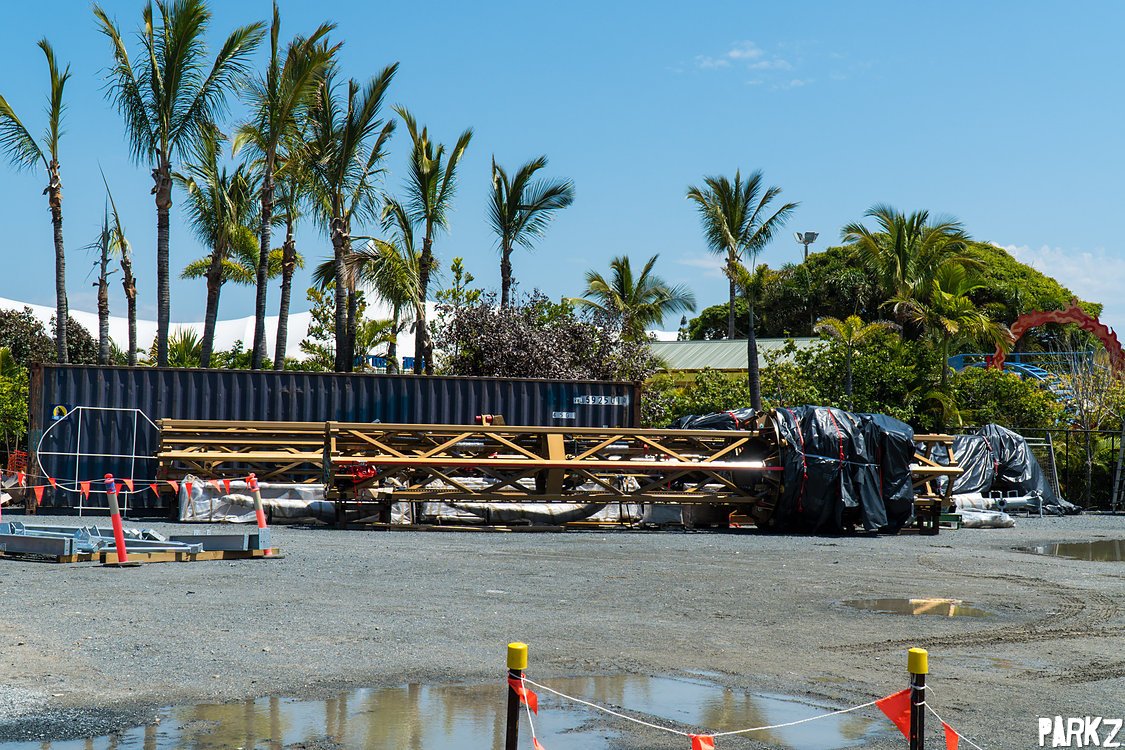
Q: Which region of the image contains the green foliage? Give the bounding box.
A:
[212,340,253,370]
[0,308,54,366]
[437,292,660,382]
[298,284,369,371]
[55,316,99,365]
[435,257,482,308]
[689,242,1093,342]
[0,364,28,452]
[950,367,1062,429]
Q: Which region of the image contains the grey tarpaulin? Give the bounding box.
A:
[670,406,915,533]
[933,424,1080,515]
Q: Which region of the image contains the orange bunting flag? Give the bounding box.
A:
[185,480,193,497]
[122,478,135,492]
[533,739,546,750]
[876,689,912,738]
[149,483,160,497]
[47,476,57,488]
[167,480,179,495]
[943,722,959,750]
[507,676,538,714]
[208,479,222,492]
[16,472,25,486]
[690,736,716,750]
[222,479,231,495]
[33,485,45,505]
[79,481,91,498]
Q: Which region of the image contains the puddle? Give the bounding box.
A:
[843,598,992,617]
[1022,539,1125,562]
[0,675,889,750]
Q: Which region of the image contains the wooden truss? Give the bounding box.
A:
[157,418,962,526]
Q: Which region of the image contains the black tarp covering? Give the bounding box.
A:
[771,407,915,533]
[671,406,916,533]
[932,424,1080,514]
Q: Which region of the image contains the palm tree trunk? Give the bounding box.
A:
[387,307,400,374]
[727,255,737,339]
[415,231,434,374]
[120,256,137,365]
[747,298,760,411]
[845,347,854,411]
[199,253,224,367]
[47,161,68,363]
[97,276,110,365]
[346,285,358,371]
[331,217,349,372]
[272,228,297,371]
[153,161,174,367]
[500,244,512,308]
[252,164,274,369]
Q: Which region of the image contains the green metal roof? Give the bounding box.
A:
[648,338,819,371]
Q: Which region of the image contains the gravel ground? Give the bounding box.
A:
[0,512,1123,749]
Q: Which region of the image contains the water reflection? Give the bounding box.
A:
[1023,539,1125,562]
[843,597,991,617]
[2,674,889,750]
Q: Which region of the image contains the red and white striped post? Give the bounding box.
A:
[247,473,271,555]
[104,474,130,564]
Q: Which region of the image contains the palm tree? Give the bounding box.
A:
[813,315,900,410]
[235,4,336,369]
[346,197,432,374]
[165,328,202,368]
[271,148,309,369]
[89,205,113,365]
[842,204,979,307]
[569,254,696,342]
[395,107,472,374]
[686,170,797,338]
[102,176,138,365]
[0,39,72,362]
[306,66,398,372]
[175,126,259,367]
[488,156,574,308]
[890,264,1011,389]
[95,1,264,366]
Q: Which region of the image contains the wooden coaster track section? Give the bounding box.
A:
[324,421,783,504]
[157,419,962,524]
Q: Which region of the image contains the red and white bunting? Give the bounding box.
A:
[122,478,135,492]
[507,676,538,715]
[690,736,715,750]
[943,722,960,750]
[33,486,45,505]
[79,481,91,498]
[876,689,912,738]
[47,476,57,488]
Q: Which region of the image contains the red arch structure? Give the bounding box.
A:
[990,299,1125,374]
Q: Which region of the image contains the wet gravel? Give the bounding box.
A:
[1,512,1123,749]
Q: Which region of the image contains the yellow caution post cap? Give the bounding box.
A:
[507,642,528,670]
[907,647,929,675]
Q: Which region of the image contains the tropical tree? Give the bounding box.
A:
[727,261,772,410]
[569,254,696,342]
[346,197,432,373]
[686,170,797,338]
[890,264,1011,389]
[488,156,574,308]
[306,66,398,372]
[175,126,259,367]
[234,4,336,369]
[813,315,901,410]
[89,205,114,365]
[102,174,137,364]
[394,107,472,374]
[95,1,264,366]
[0,39,72,362]
[271,148,309,369]
[842,205,979,309]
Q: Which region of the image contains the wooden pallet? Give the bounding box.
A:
[0,548,281,565]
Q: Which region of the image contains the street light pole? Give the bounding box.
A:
[795,232,819,331]
[794,231,818,262]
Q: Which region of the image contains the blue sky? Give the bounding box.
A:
[1,0,1122,334]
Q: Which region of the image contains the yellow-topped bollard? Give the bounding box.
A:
[907,647,928,675]
[507,642,528,670]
